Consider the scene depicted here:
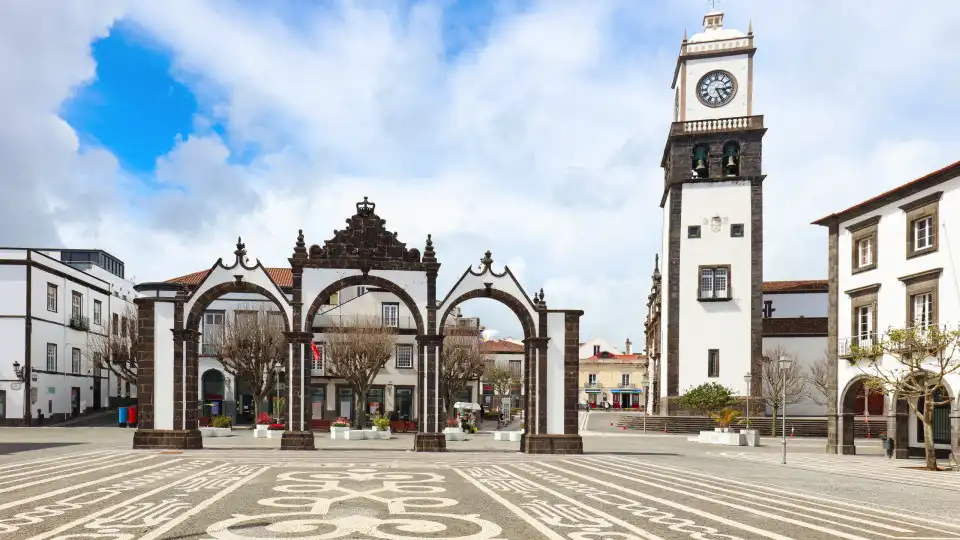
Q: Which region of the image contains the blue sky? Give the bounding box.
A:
[4,0,960,343]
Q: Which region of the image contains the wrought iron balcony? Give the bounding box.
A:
[670,115,764,137]
[838,333,879,358]
[584,382,603,390]
[618,382,636,389]
[68,315,90,331]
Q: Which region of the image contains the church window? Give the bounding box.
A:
[707,349,720,378]
[692,145,709,178]
[698,266,731,301]
[730,224,744,237]
[688,225,701,238]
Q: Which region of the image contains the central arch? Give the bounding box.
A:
[304,275,425,335]
[839,375,884,455]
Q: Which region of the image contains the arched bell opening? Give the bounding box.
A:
[722,141,740,177]
[692,144,709,178]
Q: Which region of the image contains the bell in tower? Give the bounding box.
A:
[692,144,709,178]
[723,141,740,177]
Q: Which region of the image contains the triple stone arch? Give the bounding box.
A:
[133,198,584,454]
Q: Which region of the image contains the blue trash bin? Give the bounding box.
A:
[118,407,128,428]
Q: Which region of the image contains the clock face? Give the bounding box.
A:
[697,70,737,108]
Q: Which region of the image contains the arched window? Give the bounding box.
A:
[722,141,740,177]
[692,144,709,178]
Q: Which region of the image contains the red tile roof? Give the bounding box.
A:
[761,280,828,293]
[167,268,292,287]
[813,159,960,225]
[481,340,525,354]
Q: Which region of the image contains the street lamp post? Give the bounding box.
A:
[778,355,793,464]
[743,372,753,429]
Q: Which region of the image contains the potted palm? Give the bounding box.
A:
[737,417,760,447]
[708,407,741,433]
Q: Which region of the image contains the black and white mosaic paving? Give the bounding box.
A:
[1,448,959,539]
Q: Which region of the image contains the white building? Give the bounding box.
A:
[579,338,624,359]
[0,248,137,425]
[761,281,828,416]
[815,159,960,458]
[657,8,766,412]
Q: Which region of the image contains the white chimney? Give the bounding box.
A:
[625,338,632,355]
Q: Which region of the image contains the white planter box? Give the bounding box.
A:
[494,431,523,442]
[199,427,232,437]
[739,429,761,447]
[267,430,285,439]
[696,430,745,446]
[343,429,367,440]
[444,427,465,442]
[330,426,349,439]
[374,430,391,440]
[254,426,268,439]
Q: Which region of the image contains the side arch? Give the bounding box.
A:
[438,288,536,339]
[185,281,292,333]
[304,275,425,335]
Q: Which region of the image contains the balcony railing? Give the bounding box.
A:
[838,333,878,358]
[618,382,636,389]
[670,115,764,137]
[584,382,603,390]
[68,315,90,331]
[680,35,754,57]
[315,314,418,330]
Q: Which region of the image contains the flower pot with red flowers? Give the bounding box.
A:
[267,423,286,439]
[330,417,350,439]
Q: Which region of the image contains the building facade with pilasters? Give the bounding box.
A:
[815,159,960,459]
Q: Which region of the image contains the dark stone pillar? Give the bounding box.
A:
[282,332,315,450]
[172,306,184,431]
[537,342,548,435]
[415,334,445,452]
[839,413,856,455]
[563,311,582,435]
[135,297,156,430]
[523,340,532,435]
[825,221,840,454]
[183,330,199,431]
[892,398,910,459]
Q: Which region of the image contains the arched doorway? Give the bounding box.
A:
[839,376,884,455]
[200,369,225,424]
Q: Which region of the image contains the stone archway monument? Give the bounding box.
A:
[131,197,583,454]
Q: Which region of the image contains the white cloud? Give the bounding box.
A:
[4,0,960,347]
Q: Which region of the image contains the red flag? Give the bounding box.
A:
[311,342,320,360]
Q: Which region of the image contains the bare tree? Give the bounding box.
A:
[440,333,489,417]
[760,346,808,436]
[485,363,519,411]
[807,352,831,406]
[851,325,960,471]
[325,315,398,429]
[88,305,139,393]
[209,304,287,421]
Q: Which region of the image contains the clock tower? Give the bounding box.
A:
[658,8,766,413]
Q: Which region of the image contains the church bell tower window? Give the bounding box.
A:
[692,144,709,178]
[722,141,740,177]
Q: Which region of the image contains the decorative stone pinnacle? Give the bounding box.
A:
[480,250,493,270]
[533,291,540,305]
[538,288,546,304]
[234,237,247,260]
[423,233,436,262]
[293,229,307,258]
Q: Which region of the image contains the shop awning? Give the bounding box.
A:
[610,388,642,394]
[584,389,602,394]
